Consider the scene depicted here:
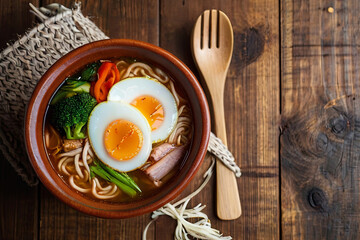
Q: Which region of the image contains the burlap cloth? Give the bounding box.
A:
[0,4,240,187]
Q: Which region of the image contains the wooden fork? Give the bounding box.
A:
[191,9,241,220]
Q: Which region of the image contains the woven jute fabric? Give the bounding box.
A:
[0,5,240,187]
[0,7,108,186]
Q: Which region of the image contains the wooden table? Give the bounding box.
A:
[1,0,359,239]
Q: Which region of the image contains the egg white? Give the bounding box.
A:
[107,77,178,143]
[87,101,152,172]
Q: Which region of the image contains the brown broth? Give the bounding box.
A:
[45,58,193,203]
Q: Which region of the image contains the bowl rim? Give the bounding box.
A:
[25,39,210,218]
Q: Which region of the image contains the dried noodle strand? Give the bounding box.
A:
[143,159,231,240]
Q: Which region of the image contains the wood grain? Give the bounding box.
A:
[40,0,159,43]
[0,0,38,49]
[38,0,158,239]
[2,0,360,238]
[281,0,360,239]
[191,9,241,220]
[0,0,280,239]
[161,0,280,238]
[0,0,39,239]
[0,160,38,239]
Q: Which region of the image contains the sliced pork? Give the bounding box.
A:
[150,143,175,162]
[63,139,84,152]
[145,144,187,183]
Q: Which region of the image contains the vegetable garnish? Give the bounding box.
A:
[50,62,101,104]
[50,93,97,139]
[51,80,91,105]
[90,160,141,197]
[90,164,137,198]
[91,62,120,102]
[81,62,101,82]
[98,161,141,193]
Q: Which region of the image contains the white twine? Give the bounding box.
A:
[0,3,108,186]
[208,132,242,177]
[3,4,242,238]
[143,133,241,240]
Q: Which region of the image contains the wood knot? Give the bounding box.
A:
[308,188,328,212]
[330,117,346,134]
[315,133,328,152]
[238,27,265,65]
[328,116,349,139]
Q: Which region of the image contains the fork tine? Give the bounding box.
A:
[218,10,233,49]
[202,10,210,49]
[210,9,218,48]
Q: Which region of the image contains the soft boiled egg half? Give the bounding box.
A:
[88,101,152,172]
[108,77,178,143]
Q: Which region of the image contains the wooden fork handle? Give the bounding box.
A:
[211,88,242,220]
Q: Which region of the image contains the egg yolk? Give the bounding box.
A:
[104,120,143,161]
[131,95,164,131]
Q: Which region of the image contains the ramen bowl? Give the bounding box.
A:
[25,39,210,218]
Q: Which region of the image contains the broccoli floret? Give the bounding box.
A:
[50,93,97,139]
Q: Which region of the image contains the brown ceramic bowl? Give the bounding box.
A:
[25,39,210,218]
